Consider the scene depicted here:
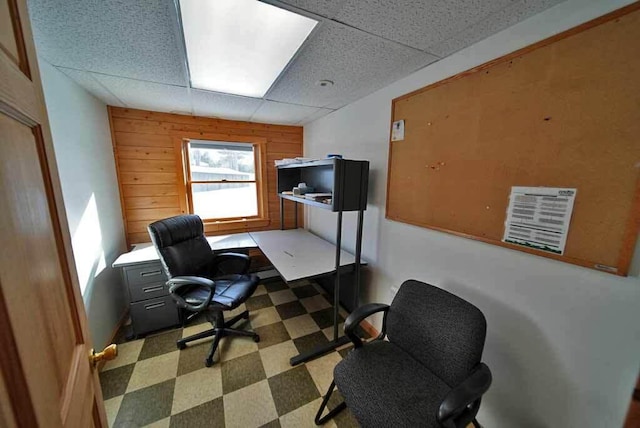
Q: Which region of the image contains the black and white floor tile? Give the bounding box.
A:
[100,279,364,428]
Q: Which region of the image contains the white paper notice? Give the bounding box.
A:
[391,120,404,141]
[503,187,577,255]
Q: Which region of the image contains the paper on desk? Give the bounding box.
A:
[503,187,576,255]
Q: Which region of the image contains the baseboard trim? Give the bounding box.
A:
[96,309,129,371]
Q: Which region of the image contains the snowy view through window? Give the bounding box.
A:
[189,141,258,220]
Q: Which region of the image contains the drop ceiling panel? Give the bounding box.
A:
[266,0,346,18]
[191,90,263,121]
[426,0,565,57]
[299,107,333,124]
[265,20,438,109]
[28,0,188,86]
[332,0,514,51]
[56,67,125,107]
[251,101,326,125]
[28,0,567,125]
[92,74,191,113]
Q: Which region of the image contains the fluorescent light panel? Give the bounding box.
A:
[179,0,317,98]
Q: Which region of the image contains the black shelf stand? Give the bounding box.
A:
[277,158,369,365]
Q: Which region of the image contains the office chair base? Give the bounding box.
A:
[176,310,259,367]
[315,380,346,425]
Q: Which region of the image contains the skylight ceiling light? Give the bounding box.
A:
[179,0,317,98]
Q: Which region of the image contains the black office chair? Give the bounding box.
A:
[148,215,260,367]
[316,279,492,428]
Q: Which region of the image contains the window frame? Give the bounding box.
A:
[173,133,269,231]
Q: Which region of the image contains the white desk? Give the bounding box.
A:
[112,233,257,268]
[249,229,363,282]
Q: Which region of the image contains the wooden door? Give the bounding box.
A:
[0,1,108,427]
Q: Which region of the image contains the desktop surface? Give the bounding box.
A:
[249,229,363,282]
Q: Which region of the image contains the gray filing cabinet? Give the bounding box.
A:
[121,261,180,337]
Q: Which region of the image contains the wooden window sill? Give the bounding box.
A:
[203,217,270,233]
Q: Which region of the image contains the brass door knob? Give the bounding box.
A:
[89,344,118,367]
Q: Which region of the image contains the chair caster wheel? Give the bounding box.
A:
[253,335,260,343]
[177,342,186,350]
[205,358,213,367]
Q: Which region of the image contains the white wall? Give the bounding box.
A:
[39,60,127,350]
[304,0,640,426]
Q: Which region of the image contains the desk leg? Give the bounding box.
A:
[280,197,284,230]
[290,211,347,366]
[294,202,298,229]
[354,209,364,307]
[333,211,343,342]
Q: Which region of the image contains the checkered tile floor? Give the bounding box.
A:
[100,279,365,428]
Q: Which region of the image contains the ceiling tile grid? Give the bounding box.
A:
[265,0,347,19]
[330,0,514,51]
[250,100,328,125]
[425,0,565,57]
[28,0,188,86]
[28,0,567,125]
[191,90,263,121]
[299,107,334,124]
[91,74,192,114]
[56,67,126,107]
[265,20,439,109]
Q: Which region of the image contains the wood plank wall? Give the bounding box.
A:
[108,107,304,246]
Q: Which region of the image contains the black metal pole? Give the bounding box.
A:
[333,211,343,342]
[354,209,364,308]
[280,196,284,230]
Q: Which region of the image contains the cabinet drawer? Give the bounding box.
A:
[129,281,168,303]
[130,296,179,336]
[125,263,166,286]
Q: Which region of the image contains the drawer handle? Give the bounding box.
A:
[145,302,165,310]
[140,270,162,277]
[143,285,164,293]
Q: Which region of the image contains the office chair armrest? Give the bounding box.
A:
[344,303,390,348]
[212,252,251,275]
[437,363,492,426]
[167,276,216,312]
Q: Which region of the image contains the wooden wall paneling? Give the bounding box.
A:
[116,146,174,160]
[109,107,304,245]
[121,184,179,197]
[386,2,640,276]
[108,108,129,249]
[171,136,189,216]
[113,131,173,147]
[119,172,177,185]
[124,196,180,210]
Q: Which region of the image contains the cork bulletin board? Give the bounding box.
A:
[386,3,640,276]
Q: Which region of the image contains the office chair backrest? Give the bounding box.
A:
[148,215,213,279]
[386,280,487,387]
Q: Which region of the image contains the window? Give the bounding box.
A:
[185,140,264,221]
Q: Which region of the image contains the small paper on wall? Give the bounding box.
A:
[503,187,577,255]
[391,120,404,141]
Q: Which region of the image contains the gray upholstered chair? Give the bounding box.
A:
[315,279,492,428]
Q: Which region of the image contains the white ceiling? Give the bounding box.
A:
[28,0,564,125]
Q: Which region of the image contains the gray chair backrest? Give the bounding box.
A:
[148,215,213,279]
[386,280,487,387]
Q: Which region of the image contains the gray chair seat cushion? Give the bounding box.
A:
[334,340,450,428]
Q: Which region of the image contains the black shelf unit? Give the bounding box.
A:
[277,158,369,365]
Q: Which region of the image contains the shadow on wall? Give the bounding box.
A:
[442,279,570,428]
